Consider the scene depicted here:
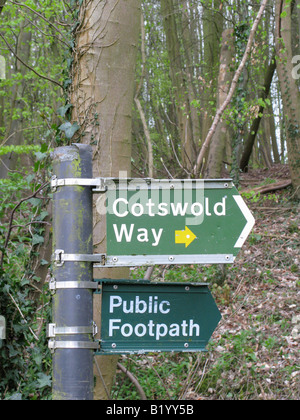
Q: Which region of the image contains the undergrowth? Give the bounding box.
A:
[112,188,299,400]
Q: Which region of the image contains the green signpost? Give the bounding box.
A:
[103,179,255,267]
[50,155,256,399]
[96,280,221,355]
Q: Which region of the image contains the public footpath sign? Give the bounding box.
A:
[96,281,221,355]
[101,178,255,267]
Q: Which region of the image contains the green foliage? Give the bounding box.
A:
[0,171,52,400]
[0,144,41,156]
[0,0,82,399]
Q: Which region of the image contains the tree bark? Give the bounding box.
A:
[205,28,235,178]
[239,53,276,172]
[161,0,196,171]
[0,19,32,178]
[71,0,141,399]
[275,0,300,198]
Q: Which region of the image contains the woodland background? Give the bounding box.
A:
[0,0,299,400]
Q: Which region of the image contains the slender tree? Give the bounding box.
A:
[275,0,300,197]
[71,0,141,399]
[240,53,276,172]
[205,28,235,178]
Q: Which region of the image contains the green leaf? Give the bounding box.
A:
[36,373,51,389]
[32,234,44,246]
[57,104,72,118]
[59,122,80,139]
[28,198,42,207]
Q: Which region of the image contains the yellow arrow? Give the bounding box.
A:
[175,226,197,248]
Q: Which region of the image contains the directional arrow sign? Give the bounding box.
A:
[102,179,255,267]
[96,281,221,354]
[175,226,197,248]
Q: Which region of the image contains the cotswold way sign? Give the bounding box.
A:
[96,281,221,354]
[98,178,255,267]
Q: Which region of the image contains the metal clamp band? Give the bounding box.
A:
[47,323,98,338]
[49,279,98,292]
[48,339,99,353]
[53,249,106,266]
[51,175,106,193]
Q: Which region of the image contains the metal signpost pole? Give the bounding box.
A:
[50,145,97,400]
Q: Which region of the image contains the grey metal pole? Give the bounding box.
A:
[51,144,95,400]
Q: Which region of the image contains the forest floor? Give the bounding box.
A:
[112,165,299,401]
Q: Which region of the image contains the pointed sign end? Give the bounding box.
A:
[233,195,255,249]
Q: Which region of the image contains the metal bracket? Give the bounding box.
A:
[96,254,235,267]
[51,175,106,193]
[53,250,235,268]
[48,339,99,353]
[53,249,106,266]
[47,322,98,338]
[51,176,234,193]
[49,278,99,293]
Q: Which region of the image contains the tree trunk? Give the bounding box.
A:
[239,53,276,172]
[275,0,300,198]
[201,0,223,147]
[267,102,281,164]
[205,28,235,178]
[0,0,6,15]
[161,0,196,171]
[71,0,141,399]
[0,20,32,178]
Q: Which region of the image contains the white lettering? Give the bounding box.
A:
[156,323,168,340]
[108,319,201,340]
[170,202,189,216]
[109,296,122,313]
[109,319,121,336]
[135,296,147,314]
[123,300,134,314]
[152,228,163,247]
[135,323,147,337]
[189,319,200,336]
[148,320,155,336]
[159,300,171,314]
[137,228,149,243]
[157,202,168,216]
[112,198,128,218]
[181,320,188,336]
[131,202,144,217]
[214,197,226,216]
[191,202,203,216]
[121,323,133,337]
[205,197,212,216]
[145,198,155,216]
[113,223,134,242]
[112,197,228,222]
[169,323,180,336]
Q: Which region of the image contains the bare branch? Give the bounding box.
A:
[193,0,270,177]
[0,32,63,89]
